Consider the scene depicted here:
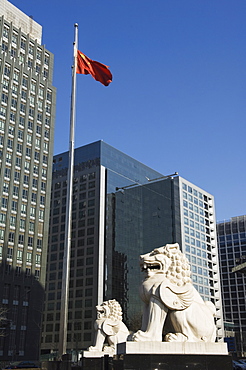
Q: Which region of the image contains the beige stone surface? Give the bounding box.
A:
[117,341,228,355]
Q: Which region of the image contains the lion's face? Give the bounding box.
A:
[96,300,123,321]
[140,243,191,286]
[96,303,110,319]
[140,250,171,278]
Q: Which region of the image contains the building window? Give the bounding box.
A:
[11,201,17,212]
[17,250,23,261]
[30,207,35,218]
[21,204,27,215]
[4,168,10,179]
[26,252,32,263]
[9,231,15,244]
[0,229,4,241]
[4,64,11,77]
[18,234,24,245]
[36,254,41,265]
[2,198,8,209]
[37,239,42,249]
[10,216,16,227]
[20,219,25,230]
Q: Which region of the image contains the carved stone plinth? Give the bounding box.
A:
[115,342,232,370]
[115,353,233,370]
[117,341,229,355]
[83,350,113,358]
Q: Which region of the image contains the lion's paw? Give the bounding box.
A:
[88,346,99,352]
[103,346,115,355]
[165,333,187,342]
[132,330,155,342]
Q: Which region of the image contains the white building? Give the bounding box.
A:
[0,0,56,360]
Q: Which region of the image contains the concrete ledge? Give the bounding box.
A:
[83,350,113,358]
[117,341,228,355]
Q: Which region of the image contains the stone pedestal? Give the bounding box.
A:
[115,342,232,370]
[81,342,233,370]
[117,341,228,355]
[115,353,233,370]
[82,351,114,370]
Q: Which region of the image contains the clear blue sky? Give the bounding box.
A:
[11,0,246,221]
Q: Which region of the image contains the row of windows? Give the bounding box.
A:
[193,284,210,296]
[184,233,206,245]
[3,247,41,264]
[52,182,95,199]
[182,183,211,202]
[3,170,46,187]
[2,62,51,98]
[3,263,41,279]
[0,232,42,248]
[1,200,45,220]
[183,191,205,207]
[185,244,207,256]
[1,125,49,142]
[183,200,205,216]
[2,156,47,178]
[52,218,94,229]
[2,24,48,60]
[49,256,94,271]
[50,235,94,252]
[1,90,51,116]
[53,207,95,218]
[4,189,45,206]
[1,130,49,150]
[47,289,92,301]
[47,288,92,312]
[51,226,94,237]
[0,113,50,130]
[1,41,49,78]
[48,277,93,292]
[45,320,91,332]
[0,103,51,123]
[1,141,49,161]
[43,332,91,344]
[218,233,246,242]
[49,266,94,281]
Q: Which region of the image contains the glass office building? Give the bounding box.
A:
[42,141,224,356]
[217,215,246,356]
[111,176,224,337]
[0,0,56,360]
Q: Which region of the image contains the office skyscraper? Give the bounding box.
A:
[41,141,224,357]
[0,0,56,360]
[217,215,246,356]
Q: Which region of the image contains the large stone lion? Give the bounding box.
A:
[132,243,216,343]
[88,299,129,354]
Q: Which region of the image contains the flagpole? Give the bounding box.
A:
[58,23,78,358]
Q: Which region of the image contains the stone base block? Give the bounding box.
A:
[82,354,114,370]
[117,341,228,355]
[83,350,113,358]
[115,353,233,370]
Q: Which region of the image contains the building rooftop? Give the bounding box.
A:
[0,0,42,43]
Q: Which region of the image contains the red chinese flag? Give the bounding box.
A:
[76,50,112,86]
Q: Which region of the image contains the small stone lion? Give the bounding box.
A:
[132,243,216,343]
[88,299,129,354]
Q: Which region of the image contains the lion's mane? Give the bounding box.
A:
[100,299,123,321]
[149,245,192,286]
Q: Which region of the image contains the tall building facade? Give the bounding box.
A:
[217,215,246,356]
[0,0,56,361]
[41,141,224,357]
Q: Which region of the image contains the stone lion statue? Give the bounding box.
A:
[132,243,216,343]
[88,299,129,354]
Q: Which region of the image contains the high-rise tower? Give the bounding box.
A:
[0,0,56,360]
[217,215,246,357]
